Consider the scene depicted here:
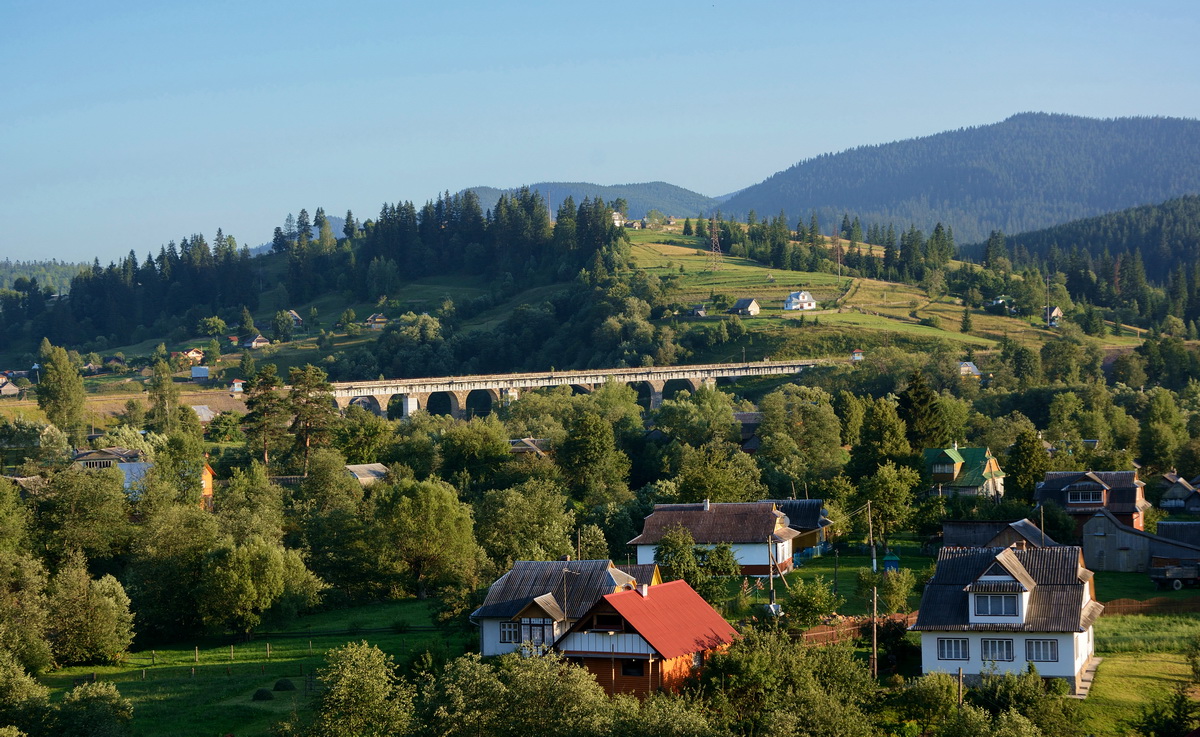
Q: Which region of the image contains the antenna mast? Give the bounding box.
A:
[707,214,723,271]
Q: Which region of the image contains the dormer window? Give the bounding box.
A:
[975,594,1017,616]
[1068,490,1103,504]
[932,464,955,476]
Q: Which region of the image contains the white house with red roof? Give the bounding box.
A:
[554,579,737,697]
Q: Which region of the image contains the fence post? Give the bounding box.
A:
[195,646,199,663]
[267,642,271,660]
[230,644,234,661]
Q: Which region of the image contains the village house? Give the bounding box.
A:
[191,366,209,383]
[686,304,707,317]
[923,445,1005,500]
[0,378,19,397]
[1034,471,1151,534]
[628,501,798,576]
[229,378,245,393]
[242,334,269,349]
[471,559,638,657]
[727,298,760,316]
[784,291,817,310]
[941,519,1058,549]
[73,448,214,511]
[764,498,832,558]
[958,361,982,379]
[1159,473,1200,514]
[365,313,389,330]
[911,546,1102,696]
[850,349,865,361]
[554,580,737,697]
[287,309,304,328]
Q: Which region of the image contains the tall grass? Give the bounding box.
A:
[1095,613,1200,653]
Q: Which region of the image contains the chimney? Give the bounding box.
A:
[639,584,649,597]
[703,498,710,511]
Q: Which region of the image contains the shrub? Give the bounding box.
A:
[274,678,296,692]
[252,688,274,701]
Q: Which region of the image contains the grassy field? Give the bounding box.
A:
[1076,652,1189,735]
[41,599,472,737]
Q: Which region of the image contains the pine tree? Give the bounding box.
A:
[682,218,693,236]
[343,209,356,240]
[244,364,286,468]
[961,307,973,333]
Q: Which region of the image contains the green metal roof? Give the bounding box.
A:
[922,446,1005,489]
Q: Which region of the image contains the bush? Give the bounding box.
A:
[274,678,296,692]
[391,619,412,634]
[252,688,275,701]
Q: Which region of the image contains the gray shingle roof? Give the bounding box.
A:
[472,560,635,621]
[912,546,1101,633]
[942,519,1058,548]
[1035,471,1150,515]
[766,499,831,532]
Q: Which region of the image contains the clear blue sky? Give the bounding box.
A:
[3,1,1198,263]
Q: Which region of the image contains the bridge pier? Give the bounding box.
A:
[644,380,666,409]
[449,390,470,419]
[399,393,429,418]
[333,396,353,412]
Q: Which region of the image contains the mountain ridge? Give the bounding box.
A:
[721,112,1200,243]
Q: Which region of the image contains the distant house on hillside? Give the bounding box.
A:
[0,378,19,397]
[1046,305,1064,326]
[784,291,817,310]
[242,334,269,349]
[365,313,389,330]
[850,349,864,361]
[191,366,209,383]
[959,361,982,379]
[287,310,304,328]
[728,298,760,316]
[686,304,707,317]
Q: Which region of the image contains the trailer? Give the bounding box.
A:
[1150,563,1200,590]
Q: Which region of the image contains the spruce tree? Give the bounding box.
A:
[36,341,86,439]
[961,307,973,333]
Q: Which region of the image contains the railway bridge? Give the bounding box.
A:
[329,360,825,418]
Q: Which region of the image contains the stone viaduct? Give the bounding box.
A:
[329,360,824,419]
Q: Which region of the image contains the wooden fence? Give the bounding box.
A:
[797,612,919,645]
[1098,597,1200,616]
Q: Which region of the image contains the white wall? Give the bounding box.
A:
[919,630,1089,680]
[637,542,786,568]
[478,618,568,657]
[557,631,653,657]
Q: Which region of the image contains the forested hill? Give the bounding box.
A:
[0,259,88,295]
[979,195,1200,285]
[720,113,1200,243]
[466,181,718,220]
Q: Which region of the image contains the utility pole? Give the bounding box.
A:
[958,667,964,707]
[871,586,878,679]
[867,500,877,573]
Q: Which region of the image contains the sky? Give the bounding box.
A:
[3,1,1199,264]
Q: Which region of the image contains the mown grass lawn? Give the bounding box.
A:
[1076,651,1189,736]
[41,599,473,737]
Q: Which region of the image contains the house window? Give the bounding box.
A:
[975,595,1018,616]
[1068,490,1103,504]
[692,652,704,669]
[932,464,955,475]
[1026,639,1058,662]
[499,622,519,643]
[592,613,623,632]
[621,659,645,677]
[520,617,555,645]
[937,638,969,660]
[981,639,1014,662]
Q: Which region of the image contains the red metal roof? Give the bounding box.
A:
[601,580,737,660]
